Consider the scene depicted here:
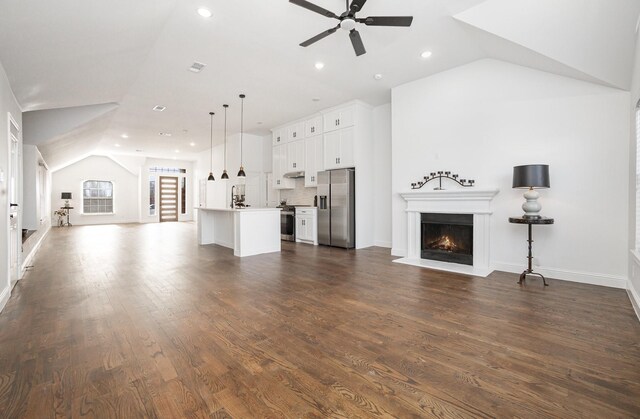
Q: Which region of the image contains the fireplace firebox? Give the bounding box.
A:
[421,213,473,265]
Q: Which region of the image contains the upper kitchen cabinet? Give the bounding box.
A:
[286,139,306,172]
[272,128,285,146]
[272,144,295,189]
[323,105,355,133]
[323,127,354,170]
[304,116,323,137]
[287,122,305,142]
[305,136,323,187]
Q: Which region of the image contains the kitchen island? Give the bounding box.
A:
[196,207,281,257]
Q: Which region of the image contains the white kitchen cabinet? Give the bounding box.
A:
[272,128,286,146]
[286,139,306,172]
[323,127,354,170]
[305,116,323,137]
[272,144,294,189]
[295,208,317,245]
[287,123,304,142]
[304,136,323,187]
[323,105,355,133]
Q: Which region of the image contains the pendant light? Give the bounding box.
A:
[237,94,246,178]
[207,111,215,181]
[221,104,229,179]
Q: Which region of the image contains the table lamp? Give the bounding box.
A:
[61,192,72,207]
[512,164,550,218]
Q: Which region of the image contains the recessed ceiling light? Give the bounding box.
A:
[315,62,325,70]
[121,134,129,139]
[374,73,383,80]
[256,122,263,125]
[159,132,172,137]
[197,8,212,18]
[153,105,166,112]
[420,50,432,59]
[174,149,180,153]
[312,97,321,102]
[190,142,196,146]
[115,143,121,147]
[173,156,177,160]
[136,149,143,152]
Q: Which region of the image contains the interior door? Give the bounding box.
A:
[8,120,20,283]
[159,176,178,222]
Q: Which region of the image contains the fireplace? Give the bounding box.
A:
[421,213,473,265]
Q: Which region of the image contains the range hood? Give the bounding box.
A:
[283,171,305,179]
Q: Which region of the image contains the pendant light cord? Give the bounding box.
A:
[240,95,244,167]
[209,112,214,171]
[224,106,227,166]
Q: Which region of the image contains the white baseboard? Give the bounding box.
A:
[0,285,10,314]
[492,261,627,289]
[628,281,640,322]
[391,247,407,258]
[374,240,392,249]
[20,225,50,278]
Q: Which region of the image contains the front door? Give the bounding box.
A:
[159,176,178,222]
[8,115,20,283]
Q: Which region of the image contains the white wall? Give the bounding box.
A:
[0,60,22,312]
[628,28,640,317]
[373,103,392,248]
[392,59,630,288]
[51,155,138,225]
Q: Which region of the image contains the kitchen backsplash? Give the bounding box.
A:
[280,178,317,206]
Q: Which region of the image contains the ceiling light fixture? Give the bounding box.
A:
[189,62,206,73]
[237,94,246,178]
[121,134,129,138]
[175,149,180,153]
[315,62,325,70]
[159,132,172,137]
[115,144,121,147]
[374,73,383,80]
[221,104,229,179]
[208,111,215,181]
[420,50,433,59]
[190,142,196,147]
[153,105,166,112]
[312,97,321,102]
[197,8,212,18]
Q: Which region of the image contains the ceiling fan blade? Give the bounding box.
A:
[300,25,340,47]
[349,29,366,56]
[357,16,414,27]
[289,0,338,19]
[349,0,367,13]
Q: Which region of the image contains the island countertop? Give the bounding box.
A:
[196,207,281,257]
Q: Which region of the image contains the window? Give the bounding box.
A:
[149,176,156,216]
[636,101,640,250]
[149,166,186,174]
[83,180,113,214]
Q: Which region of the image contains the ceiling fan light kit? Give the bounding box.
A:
[290,0,413,56]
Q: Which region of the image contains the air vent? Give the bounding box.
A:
[159,132,172,137]
[189,62,206,73]
[153,105,166,112]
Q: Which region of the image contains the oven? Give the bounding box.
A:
[281,209,295,241]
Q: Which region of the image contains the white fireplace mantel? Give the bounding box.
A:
[394,188,499,277]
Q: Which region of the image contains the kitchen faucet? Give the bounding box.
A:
[230,185,235,208]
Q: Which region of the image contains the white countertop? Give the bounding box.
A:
[196,207,281,213]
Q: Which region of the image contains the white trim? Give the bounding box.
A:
[0,285,10,314]
[492,261,627,289]
[20,225,50,278]
[374,240,392,248]
[628,282,640,323]
[394,257,493,277]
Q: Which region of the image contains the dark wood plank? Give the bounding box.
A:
[0,222,638,418]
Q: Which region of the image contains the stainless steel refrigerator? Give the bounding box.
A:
[317,168,355,248]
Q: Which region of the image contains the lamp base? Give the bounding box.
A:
[522,188,542,218]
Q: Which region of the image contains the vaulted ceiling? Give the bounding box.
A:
[0,0,638,170]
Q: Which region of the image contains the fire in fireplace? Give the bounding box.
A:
[421,213,473,265]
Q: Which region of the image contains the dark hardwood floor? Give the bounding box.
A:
[1,222,639,418]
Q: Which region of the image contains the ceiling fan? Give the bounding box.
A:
[290,0,413,57]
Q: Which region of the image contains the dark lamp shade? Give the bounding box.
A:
[207,172,215,181]
[61,192,72,199]
[512,164,550,189]
[221,170,229,180]
[237,167,246,178]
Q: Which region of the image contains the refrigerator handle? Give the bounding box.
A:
[319,196,328,209]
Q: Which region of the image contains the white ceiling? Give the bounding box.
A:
[0,0,638,170]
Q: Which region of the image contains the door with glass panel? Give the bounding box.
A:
[159,176,178,222]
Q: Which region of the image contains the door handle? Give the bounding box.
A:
[10,203,18,207]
